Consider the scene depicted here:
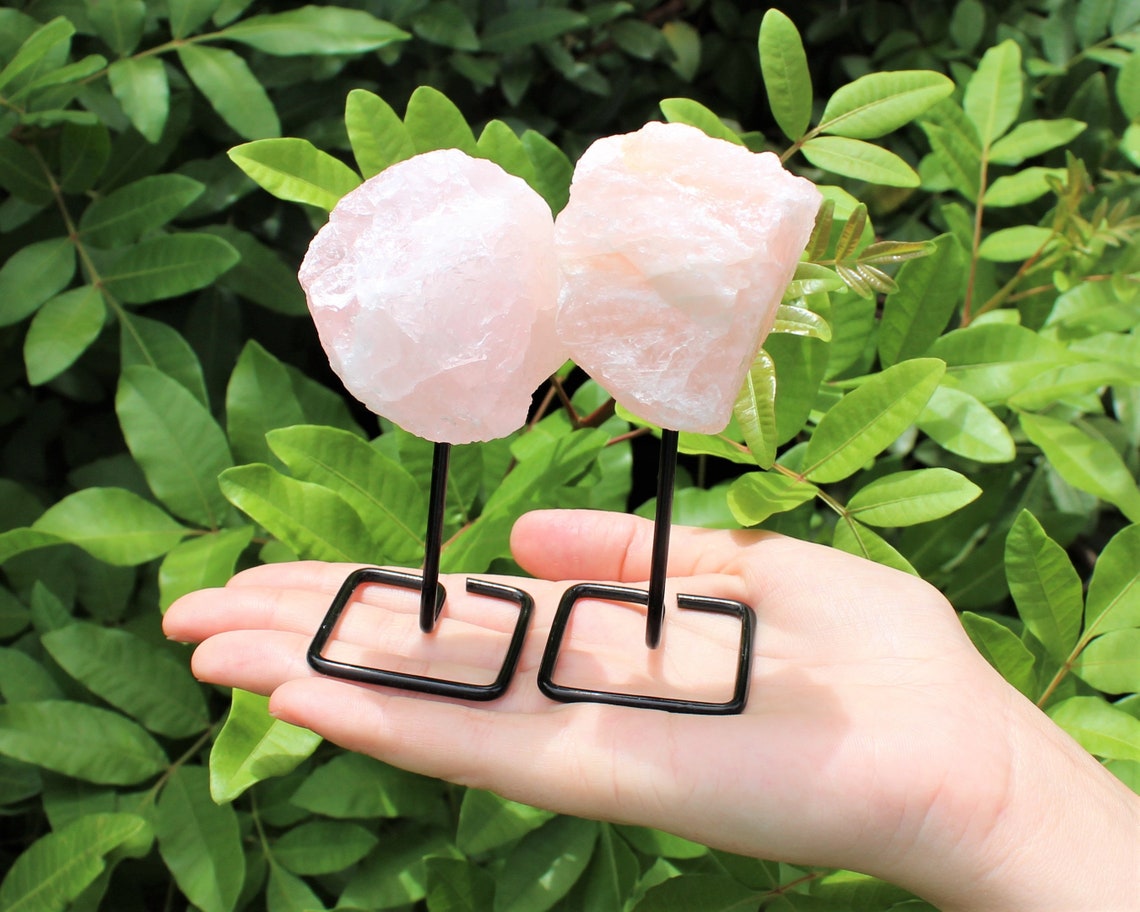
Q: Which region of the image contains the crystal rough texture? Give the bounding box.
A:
[554,121,822,433]
[299,149,564,444]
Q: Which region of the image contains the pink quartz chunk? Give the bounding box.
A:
[554,121,822,433]
[299,149,565,444]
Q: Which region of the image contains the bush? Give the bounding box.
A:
[1,1,1138,909]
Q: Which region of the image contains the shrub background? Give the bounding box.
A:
[1,1,1138,910]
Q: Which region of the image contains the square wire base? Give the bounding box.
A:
[537,582,755,715]
[308,567,533,701]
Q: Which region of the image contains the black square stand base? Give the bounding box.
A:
[308,567,533,701]
[537,582,755,715]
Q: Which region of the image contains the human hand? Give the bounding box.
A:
[163,509,1139,911]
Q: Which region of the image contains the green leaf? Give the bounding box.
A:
[732,350,777,468]
[661,19,700,82]
[674,432,754,465]
[267,426,424,564]
[569,823,639,912]
[0,17,73,95]
[1118,50,1140,121]
[0,135,53,203]
[177,44,279,140]
[1004,510,1085,662]
[32,488,187,565]
[158,526,252,610]
[773,304,832,340]
[456,789,556,855]
[219,464,372,563]
[87,0,145,53]
[116,365,233,527]
[1073,629,1140,694]
[833,519,918,575]
[610,19,664,60]
[1048,696,1140,761]
[168,0,224,38]
[0,813,151,912]
[848,468,981,527]
[0,237,75,328]
[964,39,1023,146]
[1084,524,1140,637]
[977,226,1055,262]
[920,120,981,200]
[617,826,708,859]
[80,174,205,248]
[0,648,62,706]
[481,9,589,53]
[930,323,1074,406]
[202,224,307,315]
[1076,0,1114,47]
[494,816,598,912]
[916,386,1016,463]
[634,874,762,911]
[521,130,573,213]
[156,766,245,912]
[803,358,945,483]
[266,862,326,912]
[727,471,816,526]
[1018,413,1140,523]
[404,85,478,154]
[988,119,1086,165]
[42,622,208,737]
[107,56,169,143]
[819,70,953,139]
[225,340,307,465]
[210,689,321,803]
[120,312,209,405]
[340,825,458,909]
[658,98,744,145]
[983,167,1067,207]
[878,234,965,366]
[228,138,360,211]
[103,233,239,304]
[0,701,166,784]
[0,528,64,566]
[24,286,105,386]
[767,333,829,444]
[272,820,378,876]
[1009,362,1140,411]
[758,9,811,141]
[425,856,496,912]
[784,262,845,298]
[413,2,480,50]
[476,119,537,185]
[59,121,110,193]
[961,613,1037,698]
[799,136,920,187]
[291,752,444,820]
[345,88,415,178]
[220,5,410,55]
[1048,280,1140,334]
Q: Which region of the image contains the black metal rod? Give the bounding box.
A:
[646,429,679,649]
[420,441,451,633]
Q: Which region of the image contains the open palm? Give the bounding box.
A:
[163,508,1133,911]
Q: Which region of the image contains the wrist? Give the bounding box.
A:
[934,686,1139,911]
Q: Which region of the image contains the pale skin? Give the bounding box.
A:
[164,509,1139,911]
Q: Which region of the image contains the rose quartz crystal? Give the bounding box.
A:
[299,149,564,444]
[555,121,821,433]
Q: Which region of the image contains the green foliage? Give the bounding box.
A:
[2,0,1139,909]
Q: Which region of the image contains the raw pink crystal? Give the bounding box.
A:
[299,149,564,444]
[554,121,821,433]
